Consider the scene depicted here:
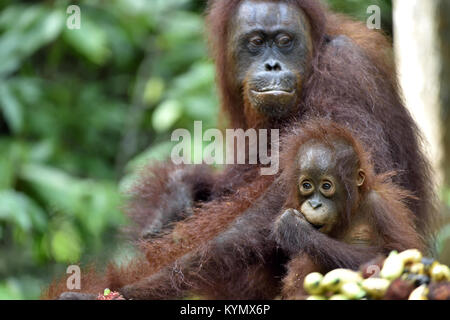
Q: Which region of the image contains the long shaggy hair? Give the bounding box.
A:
[206,0,438,246]
[43,0,438,299]
[43,119,427,300]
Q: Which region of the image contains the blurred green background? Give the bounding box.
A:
[0,0,448,300]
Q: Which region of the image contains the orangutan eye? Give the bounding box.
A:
[320,180,336,197]
[303,182,312,190]
[299,177,315,195]
[250,36,264,46]
[322,182,332,190]
[277,35,292,47]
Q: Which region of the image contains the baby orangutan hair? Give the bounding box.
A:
[273,120,425,299]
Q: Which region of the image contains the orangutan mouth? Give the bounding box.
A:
[252,88,295,94]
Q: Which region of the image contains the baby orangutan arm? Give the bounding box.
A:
[274,208,379,271]
[274,209,379,299]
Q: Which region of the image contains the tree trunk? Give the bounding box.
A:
[393,0,449,263]
[393,0,444,187]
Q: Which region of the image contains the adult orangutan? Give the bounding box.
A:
[44,0,437,299]
[127,0,436,244]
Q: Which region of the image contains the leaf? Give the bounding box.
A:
[143,77,165,106]
[50,223,82,263]
[0,279,23,300]
[183,95,218,122]
[62,15,110,65]
[76,181,123,235]
[0,190,47,232]
[158,11,203,48]
[152,99,183,132]
[29,139,54,163]
[170,62,216,97]
[0,4,42,31]
[0,5,29,30]
[19,164,82,216]
[10,77,43,107]
[0,82,24,133]
[0,140,17,189]
[0,8,64,76]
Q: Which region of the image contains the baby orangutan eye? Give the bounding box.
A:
[299,179,315,195]
[320,180,335,197]
[322,182,332,190]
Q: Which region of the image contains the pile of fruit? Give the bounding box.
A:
[97,288,126,300]
[304,249,450,300]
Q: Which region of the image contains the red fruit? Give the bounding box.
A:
[384,279,415,300]
[97,291,126,300]
[427,282,450,300]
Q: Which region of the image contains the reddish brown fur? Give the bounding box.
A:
[275,120,424,299]
[43,0,437,299]
[124,0,437,249]
[138,173,277,274]
[206,0,437,242]
[44,264,109,300]
[283,120,424,251]
[281,253,320,299]
[123,162,261,239]
[42,173,280,299]
[43,120,426,300]
[124,0,437,260]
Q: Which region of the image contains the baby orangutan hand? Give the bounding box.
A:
[273,208,315,255]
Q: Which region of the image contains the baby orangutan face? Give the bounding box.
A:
[297,172,339,234]
[288,141,365,234]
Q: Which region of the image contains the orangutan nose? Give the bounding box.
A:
[264,59,282,72]
[308,199,322,209]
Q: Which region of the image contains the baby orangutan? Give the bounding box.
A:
[273,121,424,299]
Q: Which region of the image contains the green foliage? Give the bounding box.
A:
[326,0,393,34]
[0,0,216,299]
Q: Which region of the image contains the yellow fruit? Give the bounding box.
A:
[361,278,391,299]
[329,294,349,300]
[408,284,429,300]
[306,295,326,300]
[321,269,362,292]
[380,251,404,280]
[303,272,324,295]
[409,262,425,275]
[398,249,422,265]
[430,264,450,282]
[340,282,366,300]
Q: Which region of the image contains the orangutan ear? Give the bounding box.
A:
[357,169,366,187]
